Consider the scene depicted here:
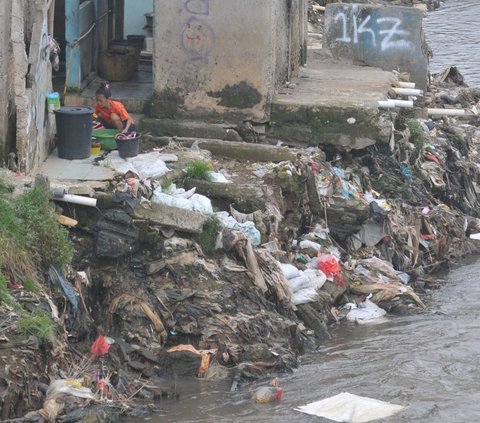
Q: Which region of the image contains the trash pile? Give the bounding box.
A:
[2,66,480,420]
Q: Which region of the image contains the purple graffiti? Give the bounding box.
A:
[180,16,215,56]
[184,0,210,15]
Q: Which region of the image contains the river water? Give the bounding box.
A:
[424,0,480,86]
[124,3,480,422]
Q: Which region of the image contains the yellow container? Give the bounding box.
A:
[91,143,101,155]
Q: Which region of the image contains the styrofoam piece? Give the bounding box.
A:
[295,392,405,422]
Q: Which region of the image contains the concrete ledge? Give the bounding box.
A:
[142,118,243,141]
[269,54,395,150]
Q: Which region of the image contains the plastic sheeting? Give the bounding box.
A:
[216,211,261,246]
[104,151,173,179]
[295,392,405,422]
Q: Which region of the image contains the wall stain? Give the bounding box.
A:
[207,81,262,109]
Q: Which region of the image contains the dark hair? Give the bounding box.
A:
[96,82,111,98]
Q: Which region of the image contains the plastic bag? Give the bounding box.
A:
[317,254,345,286]
[190,194,214,215]
[346,299,387,324]
[288,272,311,293]
[279,263,300,280]
[292,288,319,305]
[299,240,322,251]
[90,335,111,358]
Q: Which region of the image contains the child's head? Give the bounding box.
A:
[95,82,111,107]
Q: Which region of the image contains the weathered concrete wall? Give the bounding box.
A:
[323,3,427,89]
[0,0,11,164]
[151,0,307,123]
[13,0,56,172]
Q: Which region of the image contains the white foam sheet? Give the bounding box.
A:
[294,392,405,423]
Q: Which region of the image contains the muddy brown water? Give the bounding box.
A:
[424,0,480,86]
[122,258,480,422]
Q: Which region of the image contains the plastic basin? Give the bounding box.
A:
[92,129,120,150]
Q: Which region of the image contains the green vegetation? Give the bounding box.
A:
[185,161,212,181]
[22,278,39,293]
[161,177,174,192]
[0,273,17,309]
[0,180,72,343]
[199,217,219,256]
[407,119,425,151]
[15,187,73,270]
[18,311,55,342]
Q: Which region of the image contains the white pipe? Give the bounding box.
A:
[55,194,97,207]
[396,81,416,89]
[427,108,465,116]
[392,87,424,96]
[378,100,414,108]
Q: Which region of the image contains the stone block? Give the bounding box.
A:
[323,3,428,89]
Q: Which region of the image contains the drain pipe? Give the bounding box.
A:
[51,188,97,208]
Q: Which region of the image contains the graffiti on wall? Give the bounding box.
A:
[180,0,215,81]
[334,5,412,52]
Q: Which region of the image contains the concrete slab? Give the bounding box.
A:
[39,151,116,181]
[269,49,396,150]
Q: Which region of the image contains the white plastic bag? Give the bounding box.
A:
[279,263,300,280]
[346,299,387,324]
[292,288,319,305]
[288,272,311,293]
[190,194,213,215]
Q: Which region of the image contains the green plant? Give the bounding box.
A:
[0,273,17,309]
[185,161,212,181]
[22,278,39,293]
[407,119,425,151]
[161,177,174,192]
[18,311,55,342]
[15,187,73,270]
[199,217,219,256]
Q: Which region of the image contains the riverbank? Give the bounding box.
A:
[2,4,480,423]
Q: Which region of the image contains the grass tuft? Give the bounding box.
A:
[185,161,212,181]
[199,217,219,256]
[407,119,425,151]
[18,311,55,342]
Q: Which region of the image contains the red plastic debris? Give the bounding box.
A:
[90,335,111,358]
[317,254,345,286]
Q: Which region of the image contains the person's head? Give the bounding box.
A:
[95,82,111,107]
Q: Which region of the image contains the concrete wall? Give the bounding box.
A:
[13,0,56,172]
[124,0,153,37]
[0,0,13,166]
[323,3,428,89]
[152,0,307,122]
